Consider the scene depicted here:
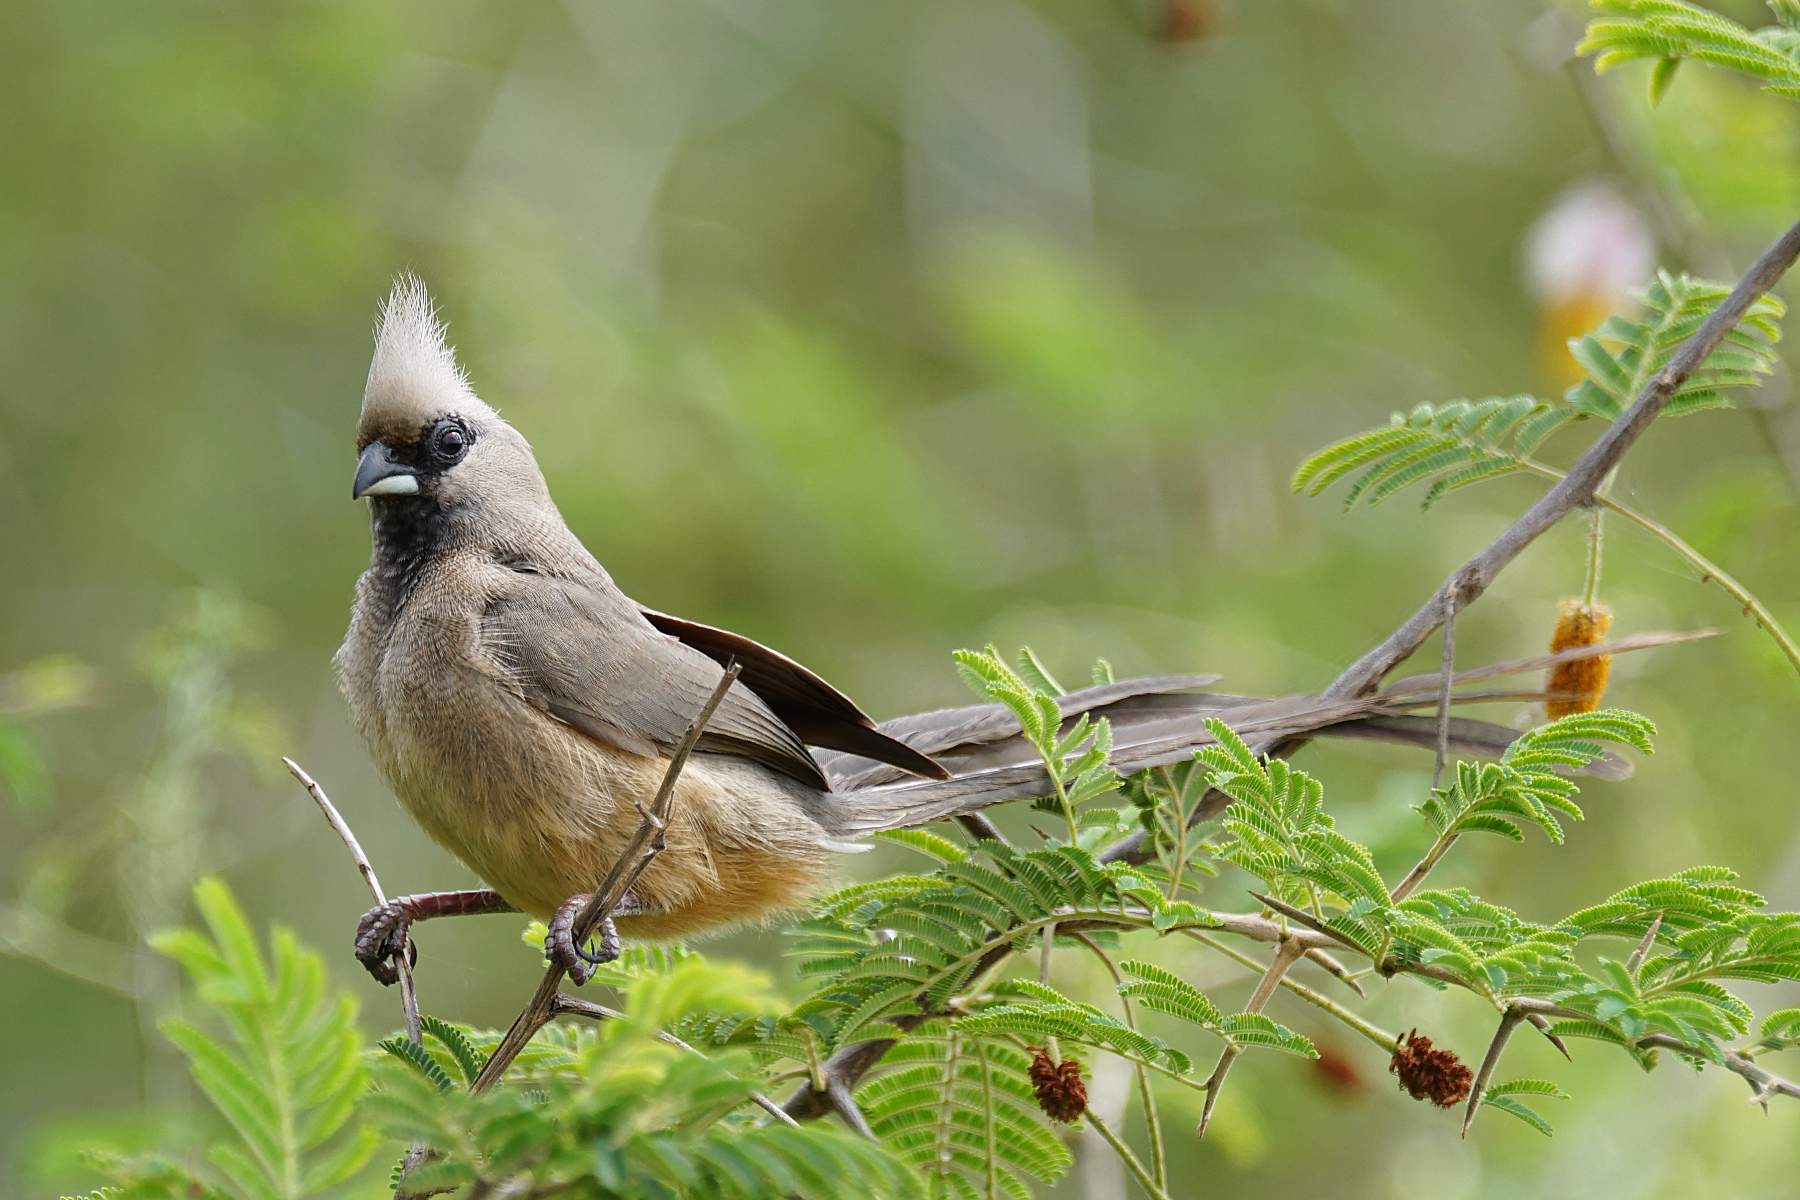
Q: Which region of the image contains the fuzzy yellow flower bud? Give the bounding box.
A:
[1545,599,1613,718]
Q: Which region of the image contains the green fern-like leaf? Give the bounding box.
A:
[135,878,377,1199]
[1564,272,1783,419]
[1478,1079,1569,1136]
[420,1015,486,1086]
[1292,396,1553,511]
[858,1024,1069,1199]
[1582,0,1800,101]
[379,1036,458,1094]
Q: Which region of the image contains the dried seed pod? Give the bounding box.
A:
[1028,1048,1088,1122]
[1159,0,1215,43]
[1389,1029,1473,1108]
[1545,599,1613,718]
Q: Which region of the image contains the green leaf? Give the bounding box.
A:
[421,1016,487,1086]
[870,828,968,864]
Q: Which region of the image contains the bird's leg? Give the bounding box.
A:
[354,889,518,985]
[545,893,646,986]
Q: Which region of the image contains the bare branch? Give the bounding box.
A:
[1323,214,1800,701]
[284,758,424,1047]
[284,757,429,1179]
[1198,936,1306,1136]
[1462,1004,1528,1137]
[470,663,741,1095]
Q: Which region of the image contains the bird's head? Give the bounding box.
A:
[353,276,546,513]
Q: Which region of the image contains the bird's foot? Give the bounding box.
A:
[355,900,419,986]
[546,894,629,986]
[351,889,515,986]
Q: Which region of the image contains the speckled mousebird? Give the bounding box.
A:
[336,277,1624,985]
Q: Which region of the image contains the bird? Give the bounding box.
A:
[336,277,1669,986]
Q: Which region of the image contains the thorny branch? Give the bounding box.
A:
[1197,936,1307,1136]
[304,217,1800,1158]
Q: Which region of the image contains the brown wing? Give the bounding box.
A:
[641,607,950,781]
[483,577,831,789]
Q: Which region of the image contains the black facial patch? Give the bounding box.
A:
[419,415,475,471]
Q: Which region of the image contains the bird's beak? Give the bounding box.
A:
[353,442,420,499]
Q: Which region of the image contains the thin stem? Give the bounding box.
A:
[1322,212,1800,702]
[1198,937,1306,1136]
[1463,1005,1527,1137]
[1601,494,1800,675]
[283,758,422,1048]
[1583,504,1605,606]
[1511,455,1800,674]
[1434,580,1460,792]
[283,757,432,1182]
[1182,931,1398,1053]
[1072,932,1165,1191]
[1391,829,1458,905]
[1084,1109,1174,1200]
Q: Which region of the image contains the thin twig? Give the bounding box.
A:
[547,992,799,1127]
[1463,1004,1527,1136]
[283,758,423,1047]
[1071,931,1166,1190]
[1303,947,1366,998]
[1625,914,1663,975]
[1083,1109,1174,1200]
[1433,579,1461,792]
[1181,930,1397,1053]
[1321,213,1800,702]
[469,663,741,1095]
[283,757,429,1179]
[1198,936,1306,1136]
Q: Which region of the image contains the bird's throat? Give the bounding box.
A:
[366,496,453,613]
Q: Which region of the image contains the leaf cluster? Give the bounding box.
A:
[1292,273,1783,512]
[70,877,377,1200]
[369,955,921,1199]
[1582,0,1800,103]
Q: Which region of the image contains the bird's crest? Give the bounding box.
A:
[359,275,494,447]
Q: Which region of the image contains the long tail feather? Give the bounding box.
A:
[827,631,1708,834]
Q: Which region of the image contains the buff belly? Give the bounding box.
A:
[389,737,837,939]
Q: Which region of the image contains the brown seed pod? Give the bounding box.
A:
[1389,1029,1473,1109]
[1544,599,1613,718]
[1159,0,1214,43]
[1028,1048,1088,1122]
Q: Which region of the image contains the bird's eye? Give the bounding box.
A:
[432,423,468,462]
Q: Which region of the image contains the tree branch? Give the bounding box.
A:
[1322,214,1800,702]
[1197,935,1306,1136]
[284,757,431,1179]
[284,758,422,1047]
[469,662,741,1094]
[775,214,1800,1131]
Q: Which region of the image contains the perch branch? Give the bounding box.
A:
[780,215,1800,1124]
[1322,212,1800,702]
[284,757,430,1179]
[469,662,741,1095]
[284,757,422,1047]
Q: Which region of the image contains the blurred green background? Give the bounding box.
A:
[4,0,1800,1195]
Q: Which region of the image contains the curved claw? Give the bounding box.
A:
[354,900,417,986]
[545,894,624,986]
